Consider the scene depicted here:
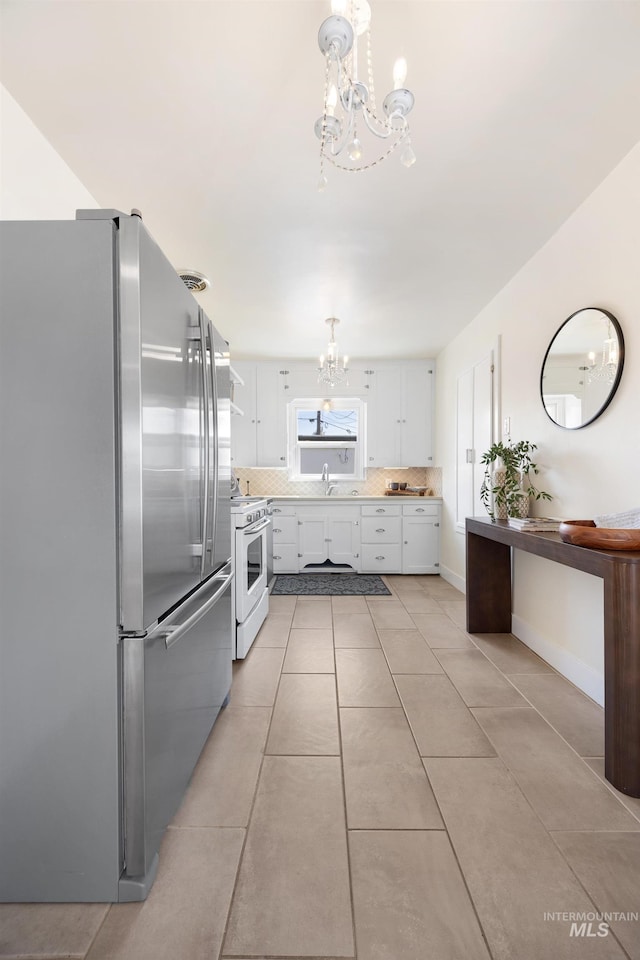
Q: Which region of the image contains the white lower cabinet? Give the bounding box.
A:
[360,508,402,573]
[269,499,441,575]
[298,511,361,571]
[271,512,298,574]
[402,502,440,574]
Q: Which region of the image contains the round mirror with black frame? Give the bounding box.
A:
[540,307,624,429]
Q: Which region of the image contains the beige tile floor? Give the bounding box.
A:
[3,576,640,959]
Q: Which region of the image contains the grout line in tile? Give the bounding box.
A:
[544,831,636,960]
[332,609,360,960]
[381,592,497,959]
[216,621,293,960]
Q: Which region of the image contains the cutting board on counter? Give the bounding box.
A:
[384,489,431,497]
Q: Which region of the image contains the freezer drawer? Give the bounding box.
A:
[120,564,233,900]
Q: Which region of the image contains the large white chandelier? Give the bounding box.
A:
[315,0,416,189]
[318,318,349,387]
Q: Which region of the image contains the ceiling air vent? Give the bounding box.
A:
[177,269,210,292]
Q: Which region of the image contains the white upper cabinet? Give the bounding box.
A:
[230,361,287,467]
[366,363,434,467]
[230,358,434,468]
[282,360,371,401]
[230,361,257,466]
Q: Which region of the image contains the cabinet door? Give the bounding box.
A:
[328,517,360,570]
[366,366,402,467]
[272,516,297,543]
[297,516,327,568]
[402,516,440,574]
[400,365,434,466]
[255,363,287,467]
[230,361,257,467]
[272,544,298,574]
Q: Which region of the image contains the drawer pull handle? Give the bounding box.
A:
[376,528,385,533]
[376,508,385,513]
[273,555,282,560]
[273,508,282,513]
[416,508,424,513]
[273,528,282,533]
[376,555,385,560]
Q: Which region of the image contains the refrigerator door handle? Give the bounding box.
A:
[159,565,233,650]
[199,308,210,579]
[208,318,219,560]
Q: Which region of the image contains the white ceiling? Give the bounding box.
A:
[2,1,640,360]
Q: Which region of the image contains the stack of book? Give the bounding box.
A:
[507,517,561,532]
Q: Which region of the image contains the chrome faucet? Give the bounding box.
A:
[321,463,337,496]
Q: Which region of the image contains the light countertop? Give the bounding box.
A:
[266,495,443,501]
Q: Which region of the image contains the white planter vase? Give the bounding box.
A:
[492,464,508,520]
[508,491,530,519]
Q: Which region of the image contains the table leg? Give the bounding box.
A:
[604,562,640,797]
[466,530,512,633]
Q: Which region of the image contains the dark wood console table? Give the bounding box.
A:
[466,517,640,797]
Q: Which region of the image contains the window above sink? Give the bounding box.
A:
[287,397,366,481]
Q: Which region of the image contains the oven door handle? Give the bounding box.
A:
[243,517,270,535]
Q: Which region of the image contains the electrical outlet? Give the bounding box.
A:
[503,416,511,436]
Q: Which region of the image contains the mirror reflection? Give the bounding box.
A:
[540,307,624,429]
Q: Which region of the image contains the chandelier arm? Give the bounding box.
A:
[330,105,356,157]
[360,104,395,140]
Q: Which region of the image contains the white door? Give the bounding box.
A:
[456,351,494,529]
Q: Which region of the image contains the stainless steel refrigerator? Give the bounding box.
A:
[0,210,233,902]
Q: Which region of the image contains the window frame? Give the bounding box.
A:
[287,397,367,481]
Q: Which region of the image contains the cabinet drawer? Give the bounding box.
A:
[361,543,402,573]
[272,543,298,573]
[270,503,296,516]
[361,503,401,517]
[361,516,401,543]
[272,516,297,542]
[402,501,440,517]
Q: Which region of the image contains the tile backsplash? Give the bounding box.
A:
[234,466,442,499]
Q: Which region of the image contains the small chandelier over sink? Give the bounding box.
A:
[315,0,416,190]
[318,318,349,387]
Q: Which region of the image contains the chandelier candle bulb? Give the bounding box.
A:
[326,84,338,116]
[393,56,408,90]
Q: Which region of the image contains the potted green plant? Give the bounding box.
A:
[480,440,552,520]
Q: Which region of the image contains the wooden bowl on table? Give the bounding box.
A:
[558,520,640,550]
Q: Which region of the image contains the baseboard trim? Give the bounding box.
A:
[511,614,604,706]
[439,564,465,595]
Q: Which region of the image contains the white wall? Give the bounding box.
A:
[436,139,640,705]
[1,85,98,218]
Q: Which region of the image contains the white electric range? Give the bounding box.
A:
[230,497,271,658]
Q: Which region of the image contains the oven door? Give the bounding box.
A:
[235,516,269,622]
